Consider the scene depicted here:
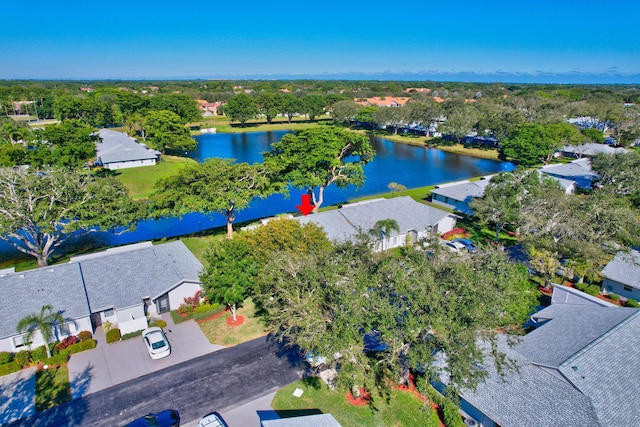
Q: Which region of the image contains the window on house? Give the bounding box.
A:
[624,285,633,292]
[13,334,31,348]
[104,308,115,318]
[58,322,77,336]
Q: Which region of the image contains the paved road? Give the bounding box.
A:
[11,336,305,427]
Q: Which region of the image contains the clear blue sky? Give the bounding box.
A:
[1,0,639,82]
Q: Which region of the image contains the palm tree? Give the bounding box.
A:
[370,219,401,251]
[17,304,64,358]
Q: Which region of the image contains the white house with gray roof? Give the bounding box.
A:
[601,249,640,301]
[454,303,640,426]
[556,142,627,159]
[0,241,202,353]
[295,197,457,250]
[538,158,598,190]
[430,178,492,214]
[96,129,161,170]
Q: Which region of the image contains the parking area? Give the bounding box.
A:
[67,315,224,398]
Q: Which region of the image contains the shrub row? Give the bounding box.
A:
[0,338,97,374]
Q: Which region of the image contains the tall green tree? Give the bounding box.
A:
[302,94,326,121]
[264,127,375,213]
[151,158,278,239]
[280,94,303,123]
[256,93,282,124]
[500,123,582,166]
[331,100,360,125]
[224,93,258,126]
[0,167,139,266]
[17,304,65,358]
[149,94,201,123]
[143,110,196,153]
[256,242,537,394]
[32,119,97,168]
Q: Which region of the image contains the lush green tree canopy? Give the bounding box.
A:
[256,241,537,393]
[0,167,139,266]
[264,127,375,212]
[32,119,97,168]
[224,93,259,126]
[143,110,196,153]
[500,123,582,166]
[151,158,279,238]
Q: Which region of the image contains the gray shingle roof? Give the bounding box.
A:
[463,305,640,427]
[558,312,640,427]
[430,179,491,202]
[0,264,90,339]
[81,241,203,311]
[517,304,637,367]
[0,241,202,338]
[295,197,453,243]
[539,158,598,179]
[559,143,627,156]
[97,129,158,164]
[601,250,640,290]
[461,337,600,427]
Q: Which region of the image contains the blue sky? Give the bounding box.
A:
[1,0,639,82]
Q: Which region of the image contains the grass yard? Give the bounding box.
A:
[181,234,226,266]
[35,366,71,412]
[114,155,196,199]
[272,379,440,427]
[346,184,438,205]
[198,298,268,346]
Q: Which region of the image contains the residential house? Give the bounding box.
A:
[430,178,492,214]
[538,158,598,190]
[196,99,222,116]
[0,241,203,353]
[556,143,627,159]
[451,302,640,426]
[295,197,457,250]
[96,129,161,170]
[354,97,410,107]
[601,249,640,301]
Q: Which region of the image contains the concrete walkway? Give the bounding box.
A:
[0,367,36,426]
[67,313,223,398]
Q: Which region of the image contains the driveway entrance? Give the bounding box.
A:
[67,314,223,398]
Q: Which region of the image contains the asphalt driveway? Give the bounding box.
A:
[67,315,223,398]
[0,367,36,426]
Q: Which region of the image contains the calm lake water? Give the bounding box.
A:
[0,131,513,263]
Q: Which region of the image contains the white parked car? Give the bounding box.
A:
[197,412,228,427]
[142,326,171,359]
[443,240,466,253]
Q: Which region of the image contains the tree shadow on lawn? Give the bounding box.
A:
[1,369,36,426]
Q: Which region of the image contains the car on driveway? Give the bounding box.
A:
[197,412,229,427]
[126,409,180,427]
[451,238,477,253]
[442,240,466,253]
[142,327,171,359]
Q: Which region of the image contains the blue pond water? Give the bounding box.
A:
[0,131,513,262]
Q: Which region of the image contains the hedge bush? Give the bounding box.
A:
[55,336,79,351]
[42,352,69,366]
[14,350,31,367]
[584,285,600,296]
[30,346,48,362]
[106,328,121,344]
[149,319,167,329]
[121,330,143,341]
[78,330,93,341]
[0,351,13,364]
[65,339,96,354]
[0,361,21,376]
[442,400,465,427]
[626,298,640,308]
[608,293,621,302]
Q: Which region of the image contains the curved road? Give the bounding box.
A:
[13,336,305,427]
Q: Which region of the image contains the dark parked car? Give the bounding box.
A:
[125,409,180,427]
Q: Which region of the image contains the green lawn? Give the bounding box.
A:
[181,234,225,266]
[272,379,440,427]
[198,298,268,346]
[114,155,196,199]
[35,366,71,412]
